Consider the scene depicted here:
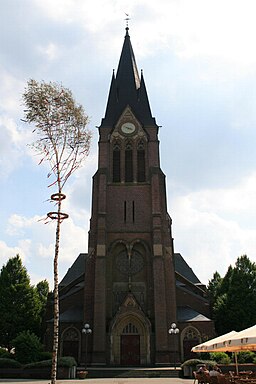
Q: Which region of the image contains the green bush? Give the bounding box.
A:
[24,359,52,369]
[181,358,204,367]
[201,360,218,368]
[0,358,22,368]
[237,351,256,363]
[58,356,77,367]
[209,352,231,364]
[24,356,77,369]
[181,359,217,368]
[12,330,43,364]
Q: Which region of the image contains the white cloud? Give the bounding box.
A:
[6,214,40,236]
[169,171,256,284]
[0,116,27,178]
[179,172,256,224]
[5,211,88,288]
[37,42,61,61]
[162,1,256,64]
[0,239,29,267]
[31,0,256,78]
[0,69,24,116]
[33,0,136,29]
[0,70,36,178]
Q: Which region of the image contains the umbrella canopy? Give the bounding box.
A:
[213,324,256,352]
[192,325,256,376]
[191,331,238,352]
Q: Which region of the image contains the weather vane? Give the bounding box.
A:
[124,13,130,28]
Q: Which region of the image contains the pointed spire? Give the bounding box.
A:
[101,28,156,127]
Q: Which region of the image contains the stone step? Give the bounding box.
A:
[78,367,181,379]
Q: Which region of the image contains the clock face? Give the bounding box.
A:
[121,122,136,134]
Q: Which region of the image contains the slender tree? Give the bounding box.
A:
[23,79,91,384]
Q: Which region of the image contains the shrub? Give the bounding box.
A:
[12,330,43,364]
[181,359,205,367]
[58,356,77,367]
[181,359,217,368]
[0,358,22,368]
[237,351,256,363]
[209,352,231,364]
[24,356,77,369]
[24,359,52,369]
[202,360,218,368]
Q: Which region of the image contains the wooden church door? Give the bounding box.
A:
[120,322,140,366]
[120,335,140,365]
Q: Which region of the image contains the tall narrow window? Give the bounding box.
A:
[113,144,121,182]
[137,141,145,182]
[124,201,127,222]
[125,143,133,182]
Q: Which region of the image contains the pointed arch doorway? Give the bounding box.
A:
[120,322,140,365]
[110,294,151,366]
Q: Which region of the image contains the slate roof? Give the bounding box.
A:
[174,253,201,284]
[59,253,86,288]
[48,306,83,323]
[101,27,157,128]
[60,252,202,289]
[59,306,83,322]
[177,306,211,322]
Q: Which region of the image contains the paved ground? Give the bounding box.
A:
[0,379,194,384]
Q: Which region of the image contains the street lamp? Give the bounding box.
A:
[168,322,180,369]
[82,323,92,369]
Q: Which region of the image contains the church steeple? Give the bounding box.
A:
[101,27,156,127]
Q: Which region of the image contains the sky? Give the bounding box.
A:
[1,0,256,289]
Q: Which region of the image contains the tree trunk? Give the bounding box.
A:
[51,199,62,384]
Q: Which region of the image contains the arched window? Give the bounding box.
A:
[125,142,133,182]
[137,141,145,182]
[113,143,121,182]
[122,323,139,334]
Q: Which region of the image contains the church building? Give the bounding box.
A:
[45,27,215,366]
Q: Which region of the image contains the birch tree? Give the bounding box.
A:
[23,79,92,384]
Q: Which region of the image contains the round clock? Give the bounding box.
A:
[121,122,136,134]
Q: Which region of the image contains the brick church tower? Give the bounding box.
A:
[85,26,177,365]
[45,26,214,367]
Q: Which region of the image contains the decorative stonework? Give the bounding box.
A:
[63,327,79,341]
[115,250,144,275]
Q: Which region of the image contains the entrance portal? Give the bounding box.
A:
[120,335,140,365]
[110,294,151,365]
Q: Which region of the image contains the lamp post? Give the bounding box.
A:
[168,322,180,369]
[82,323,92,369]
